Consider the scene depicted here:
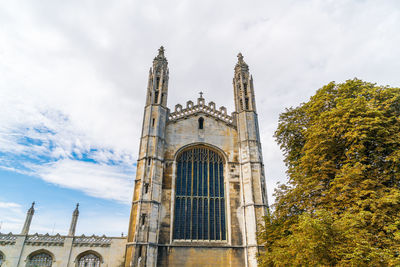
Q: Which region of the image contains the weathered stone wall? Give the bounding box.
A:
[0,234,126,267]
[126,49,268,267]
[157,112,247,266]
[157,246,245,267]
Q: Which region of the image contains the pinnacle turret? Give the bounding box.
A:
[233,53,256,112]
[146,46,169,106]
[21,202,35,235]
[68,203,80,236]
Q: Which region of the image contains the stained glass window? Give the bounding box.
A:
[78,253,101,267]
[173,146,226,241]
[27,252,52,267]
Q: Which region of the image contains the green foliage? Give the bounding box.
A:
[258,79,400,266]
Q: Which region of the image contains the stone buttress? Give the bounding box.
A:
[125,47,169,267]
[233,53,268,267]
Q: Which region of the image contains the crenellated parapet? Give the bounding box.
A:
[73,234,112,247]
[0,233,17,245]
[25,233,65,246]
[168,97,236,127]
[0,232,118,247]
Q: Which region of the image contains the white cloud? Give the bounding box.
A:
[0,202,24,233]
[0,202,22,210]
[35,159,134,203]
[0,0,399,209]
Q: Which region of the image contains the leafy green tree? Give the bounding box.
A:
[258,79,400,266]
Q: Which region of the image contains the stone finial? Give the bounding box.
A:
[153,46,168,64]
[186,100,194,109]
[175,104,182,112]
[198,92,205,106]
[237,53,244,63]
[158,46,165,57]
[219,106,227,115]
[235,52,249,71]
[208,101,216,110]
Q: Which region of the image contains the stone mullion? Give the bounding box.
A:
[183,158,188,240]
[196,155,200,239]
[208,158,212,241]
[212,161,217,241]
[189,156,194,240]
[216,159,220,240]
[205,150,210,241]
[219,161,223,241]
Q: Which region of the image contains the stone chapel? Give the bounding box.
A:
[0,47,268,267]
[125,47,268,267]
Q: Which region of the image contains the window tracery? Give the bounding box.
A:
[173,146,226,241]
[78,253,101,267]
[27,252,52,267]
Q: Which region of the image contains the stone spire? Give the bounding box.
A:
[146,46,169,107]
[233,52,256,112]
[21,202,35,235]
[68,203,79,236]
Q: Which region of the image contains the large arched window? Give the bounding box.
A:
[27,252,52,267]
[173,146,226,241]
[78,253,101,267]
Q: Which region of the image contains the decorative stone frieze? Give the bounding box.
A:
[73,234,112,247]
[25,233,65,246]
[0,233,17,245]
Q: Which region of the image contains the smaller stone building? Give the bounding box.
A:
[0,203,126,267]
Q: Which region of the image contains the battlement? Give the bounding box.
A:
[0,233,17,245]
[26,233,65,246]
[168,97,235,126]
[73,234,112,247]
[0,232,120,247]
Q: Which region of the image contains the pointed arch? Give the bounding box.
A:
[172,144,227,241]
[26,249,54,266]
[75,250,103,267]
[0,250,5,266]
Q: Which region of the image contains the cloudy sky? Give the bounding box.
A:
[1,0,399,236]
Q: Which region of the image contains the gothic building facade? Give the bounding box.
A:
[0,203,126,267]
[125,47,268,267]
[0,47,268,267]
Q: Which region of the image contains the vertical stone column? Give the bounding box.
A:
[233,53,268,267]
[21,202,35,235]
[68,203,79,236]
[126,47,169,267]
